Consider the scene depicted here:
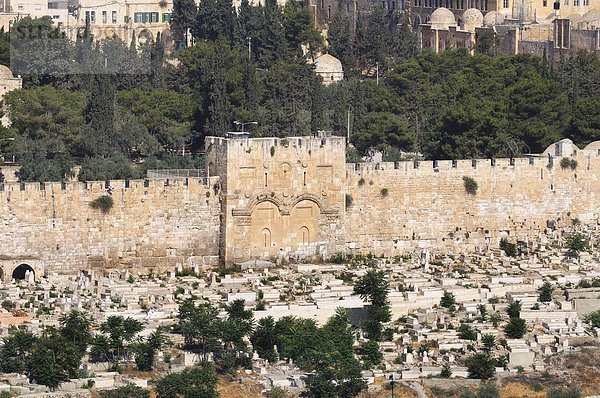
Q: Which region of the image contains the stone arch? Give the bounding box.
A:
[12,263,34,282]
[414,13,422,28]
[161,28,175,52]
[245,196,285,215]
[138,29,153,45]
[288,193,325,212]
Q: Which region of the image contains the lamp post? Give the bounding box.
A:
[233,121,258,133]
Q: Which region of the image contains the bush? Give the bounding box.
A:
[463,176,478,195]
[560,157,578,170]
[465,353,496,379]
[499,238,517,256]
[358,177,365,186]
[89,195,114,214]
[380,188,389,198]
[547,386,581,398]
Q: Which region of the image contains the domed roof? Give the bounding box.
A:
[314,54,343,73]
[483,11,497,26]
[463,8,484,27]
[430,7,456,28]
[0,65,15,79]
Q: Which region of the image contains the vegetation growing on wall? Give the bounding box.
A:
[463,176,478,195]
[89,195,114,214]
[560,157,578,170]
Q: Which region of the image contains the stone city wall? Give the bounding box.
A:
[0,177,221,277]
[345,153,600,257]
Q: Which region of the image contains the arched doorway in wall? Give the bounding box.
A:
[248,200,282,258]
[290,199,320,250]
[12,264,34,282]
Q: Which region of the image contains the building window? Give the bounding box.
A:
[85,10,96,23]
[327,5,331,18]
[583,0,588,4]
[52,14,60,19]
[112,11,117,23]
[48,2,58,8]
[264,172,268,187]
[102,10,107,24]
[573,0,579,5]
[162,12,171,22]
[151,12,159,22]
[17,4,24,10]
[34,3,41,10]
[564,0,568,6]
[503,0,509,7]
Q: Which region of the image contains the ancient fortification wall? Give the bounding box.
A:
[0,177,220,279]
[346,146,600,256]
[2,136,600,273]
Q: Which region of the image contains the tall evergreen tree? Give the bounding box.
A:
[327,10,355,73]
[171,0,197,45]
[82,74,116,157]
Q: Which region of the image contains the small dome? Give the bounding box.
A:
[0,65,15,79]
[314,54,343,74]
[463,8,484,27]
[430,7,456,28]
[483,11,498,26]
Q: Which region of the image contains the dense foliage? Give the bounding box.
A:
[1,7,599,182]
[0,311,91,390]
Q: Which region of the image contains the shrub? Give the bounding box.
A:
[380,188,389,198]
[463,176,478,195]
[358,177,365,186]
[560,157,578,170]
[270,146,275,157]
[499,238,517,256]
[89,195,114,214]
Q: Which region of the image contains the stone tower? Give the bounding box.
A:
[204,134,347,266]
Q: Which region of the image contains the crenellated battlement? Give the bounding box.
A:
[2,135,600,271]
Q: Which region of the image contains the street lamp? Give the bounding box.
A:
[233,121,258,133]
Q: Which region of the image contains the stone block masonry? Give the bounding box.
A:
[0,177,221,279]
[2,136,600,273]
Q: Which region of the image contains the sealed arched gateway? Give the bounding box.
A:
[12,263,35,281]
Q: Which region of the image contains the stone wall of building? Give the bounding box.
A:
[0,177,220,278]
[205,135,346,266]
[345,151,600,257]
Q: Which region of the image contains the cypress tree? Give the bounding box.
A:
[171,0,197,45]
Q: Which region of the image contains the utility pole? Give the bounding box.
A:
[346,106,351,144]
